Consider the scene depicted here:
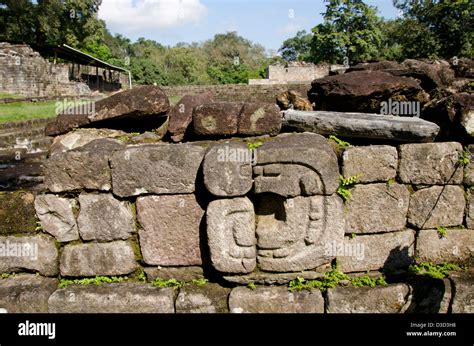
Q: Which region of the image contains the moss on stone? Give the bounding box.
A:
[0,191,38,235]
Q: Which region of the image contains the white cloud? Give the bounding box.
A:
[99,0,208,34]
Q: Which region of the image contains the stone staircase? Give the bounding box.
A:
[0,118,51,190]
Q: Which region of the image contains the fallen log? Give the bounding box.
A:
[282,110,440,142]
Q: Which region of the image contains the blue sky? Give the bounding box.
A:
[99,0,399,52]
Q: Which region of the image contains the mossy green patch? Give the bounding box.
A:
[58,275,129,289]
[288,264,387,292]
[409,262,465,279]
[0,191,37,235]
[151,277,209,289]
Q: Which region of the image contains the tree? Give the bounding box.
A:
[279,30,313,61]
[0,0,36,43]
[309,0,383,64]
[202,32,268,84]
[393,0,473,59]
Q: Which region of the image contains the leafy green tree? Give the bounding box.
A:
[0,0,36,43]
[279,30,313,61]
[310,0,383,64]
[393,0,473,59]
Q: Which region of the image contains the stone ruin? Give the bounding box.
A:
[0,58,473,314]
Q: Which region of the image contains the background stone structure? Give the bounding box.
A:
[249,62,333,85]
[0,43,128,97]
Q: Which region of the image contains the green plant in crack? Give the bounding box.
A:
[247,141,263,151]
[191,278,208,286]
[58,276,129,289]
[329,135,351,148]
[136,269,147,282]
[289,264,388,292]
[458,147,470,167]
[337,174,361,201]
[436,226,448,238]
[289,265,349,292]
[247,282,256,290]
[151,278,184,288]
[350,275,387,287]
[409,262,465,279]
[152,277,209,288]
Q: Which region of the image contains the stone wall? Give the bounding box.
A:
[0,43,91,97]
[0,42,128,97]
[162,83,311,103]
[0,134,472,313]
[0,118,52,153]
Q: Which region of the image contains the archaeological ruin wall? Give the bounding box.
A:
[1,132,473,313]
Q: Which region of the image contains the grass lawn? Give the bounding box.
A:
[0,92,23,99]
[0,101,58,123]
[0,96,180,124]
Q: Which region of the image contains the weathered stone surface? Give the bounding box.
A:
[176,283,230,313]
[137,194,204,266]
[308,70,427,113]
[464,144,474,186]
[467,189,474,229]
[347,61,402,73]
[405,277,451,313]
[327,284,410,313]
[238,102,281,136]
[229,286,324,313]
[276,90,313,111]
[44,138,125,192]
[46,86,170,136]
[223,267,329,285]
[253,133,339,196]
[144,266,204,282]
[0,191,37,235]
[0,235,58,276]
[207,197,256,273]
[168,93,214,142]
[0,274,57,313]
[342,146,398,183]
[399,142,463,184]
[60,241,137,277]
[282,110,440,142]
[450,270,474,313]
[256,194,345,272]
[452,58,474,79]
[338,230,415,272]
[48,284,174,313]
[77,194,135,241]
[292,90,312,110]
[408,186,465,229]
[345,184,410,234]
[193,102,243,136]
[110,143,205,197]
[203,143,253,197]
[416,229,474,264]
[130,130,164,143]
[422,93,474,139]
[390,59,455,92]
[49,128,127,156]
[35,194,79,242]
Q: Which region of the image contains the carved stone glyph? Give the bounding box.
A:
[206,197,256,274]
[255,194,345,272]
[253,133,339,197]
